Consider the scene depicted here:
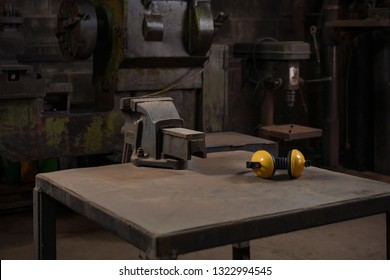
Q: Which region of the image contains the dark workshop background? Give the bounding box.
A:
[1,0,390,181]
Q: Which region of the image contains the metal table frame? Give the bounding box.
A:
[33,151,390,259]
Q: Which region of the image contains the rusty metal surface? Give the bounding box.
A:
[56,0,98,59]
[0,3,24,59]
[326,19,390,28]
[35,150,390,258]
[184,0,214,56]
[0,65,45,99]
[233,41,311,61]
[0,0,128,161]
[124,0,213,67]
[142,14,164,41]
[202,44,228,133]
[116,68,203,92]
[163,127,206,160]
[0,98,124,161]
[206,132,278,155]
[259,124,322,141]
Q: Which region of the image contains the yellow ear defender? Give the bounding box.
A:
[246,149,311,179]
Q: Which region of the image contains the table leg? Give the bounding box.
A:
[144,245,178,260]
[145,251,177,260]
[33,188,57,260]
[232,241,250,260]
[387,212,390,260]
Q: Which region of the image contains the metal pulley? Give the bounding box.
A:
[142,14,164,41]
[185,0,214,56]
[56,0,97,59]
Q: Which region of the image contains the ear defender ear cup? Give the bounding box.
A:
[246,149,311,179]
[246,150,275,179]
[288,149,310,178]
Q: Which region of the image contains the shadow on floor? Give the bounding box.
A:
[0,206,386,260]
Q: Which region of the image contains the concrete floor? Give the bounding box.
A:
[0,207,386,260]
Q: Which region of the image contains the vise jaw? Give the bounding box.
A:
[120,97,206,169]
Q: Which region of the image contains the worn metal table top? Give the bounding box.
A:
[34,151,390,259]
[205,132,278,154]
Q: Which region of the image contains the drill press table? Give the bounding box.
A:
[34,151,390,259]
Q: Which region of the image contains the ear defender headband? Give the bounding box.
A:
[246,149,311,179]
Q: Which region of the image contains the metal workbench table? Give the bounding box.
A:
[34,151,390,259]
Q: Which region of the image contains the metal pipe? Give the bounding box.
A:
[260,90,274,126]
[322,45,340,168]
[321,0,341,168]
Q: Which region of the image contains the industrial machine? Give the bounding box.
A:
[56,0,214,111]
[233,40,323,142]
[0,0,122,165]
[55,0,214,168]
[233,41,316,178]
[0,0,215,175]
